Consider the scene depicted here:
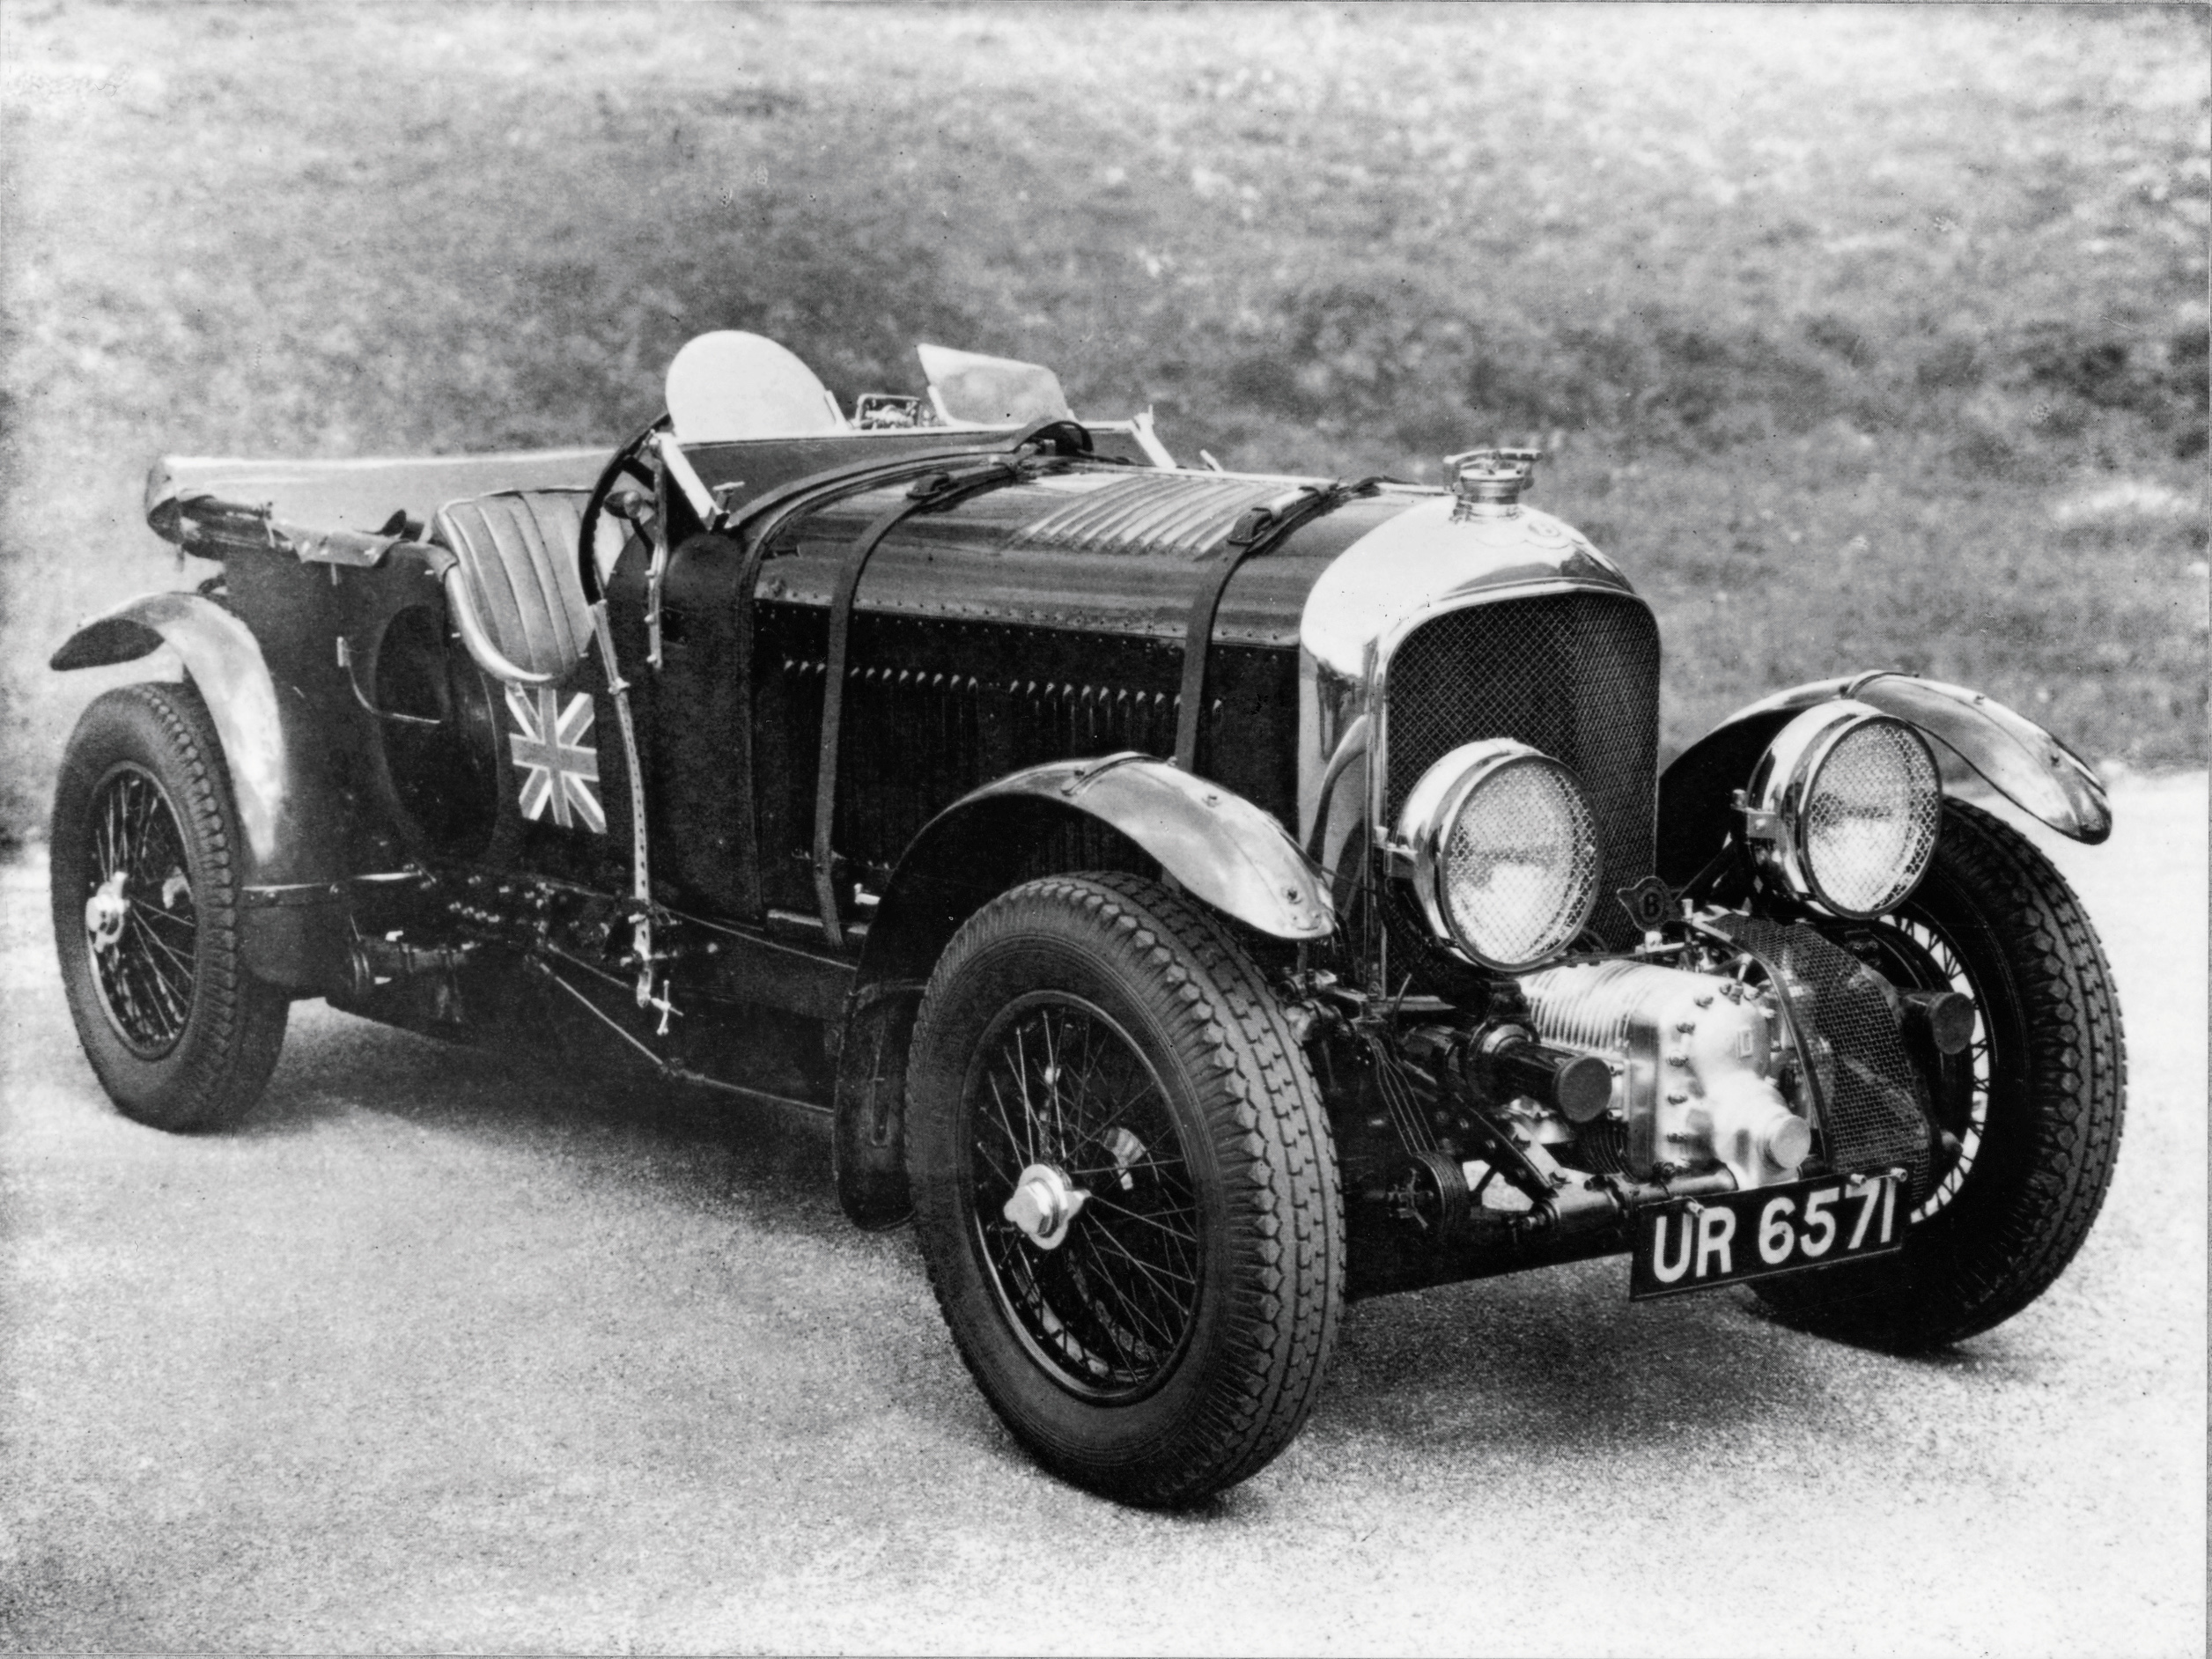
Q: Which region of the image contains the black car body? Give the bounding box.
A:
[49,333,2126,1504]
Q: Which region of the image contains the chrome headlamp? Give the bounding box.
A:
[1396,740,1601,971]
[1744,701,1942,919]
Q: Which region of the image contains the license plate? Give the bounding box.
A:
[1628,1173,1905,1300]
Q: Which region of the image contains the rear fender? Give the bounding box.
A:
[1657,671,2112,883]
[52,591,353,989]
[833,754,1333,1227]
[54,593,292,868]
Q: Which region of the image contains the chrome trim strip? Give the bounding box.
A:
[439,564,558,687]
[1304,714,1370,863]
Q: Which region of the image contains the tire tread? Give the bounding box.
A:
[1758,799,2124,1347]
[50,682,288,1132]
[1919,800,2126,1340]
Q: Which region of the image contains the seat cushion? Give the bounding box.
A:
[431,489,594,682]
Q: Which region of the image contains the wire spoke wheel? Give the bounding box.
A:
[967,994,1203,1401]
[51,683,288,1132]
[1759,800,2124,1350]
[82,764,200,1058]
[907,873,1342,1507]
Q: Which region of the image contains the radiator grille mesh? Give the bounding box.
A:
[1710,914,1934,1201]
[1382,594,1660,947]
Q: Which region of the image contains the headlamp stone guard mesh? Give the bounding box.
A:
[1436,758,1602,968]
[1803,719,1942,917]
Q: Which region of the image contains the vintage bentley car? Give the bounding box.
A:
[50,332,2124,1505]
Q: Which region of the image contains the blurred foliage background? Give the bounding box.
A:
[2,2,2205,843]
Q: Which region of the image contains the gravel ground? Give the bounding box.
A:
[1,778,2202,1656]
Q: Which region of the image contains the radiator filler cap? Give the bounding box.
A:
[1445,447,1542,520]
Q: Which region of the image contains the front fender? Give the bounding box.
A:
[859,753,1331,986]
[52,593,291,871]
[836,754,1332,1230]
[1657,671,2111,882]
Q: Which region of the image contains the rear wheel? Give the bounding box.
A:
[1756,800,2125,1348]
[906,873,1342,1507]
[50,682,289,1131]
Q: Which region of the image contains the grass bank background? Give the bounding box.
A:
[2,2,2205,844]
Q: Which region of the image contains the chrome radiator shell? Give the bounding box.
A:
[1294,491,1650,888]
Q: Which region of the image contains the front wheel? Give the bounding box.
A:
[50,682,289,1132]
[906,873,1343,1507]
[1757,800,2126,1348]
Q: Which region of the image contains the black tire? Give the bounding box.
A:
[1755,800,2125,1348]
[906,873,1343,1507]
[49,682,289,1132]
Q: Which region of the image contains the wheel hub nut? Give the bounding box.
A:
[85,873,130,954]
[1003,1163,1088,1251]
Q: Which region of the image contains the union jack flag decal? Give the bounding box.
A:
[505,687,605,834]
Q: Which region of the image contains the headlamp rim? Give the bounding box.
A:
[1744,702,1942,920]
[1395,738,1602,972]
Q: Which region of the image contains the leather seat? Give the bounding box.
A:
[431,489,594,683]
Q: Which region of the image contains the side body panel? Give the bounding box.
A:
[748,603,1300,916]
[624,469,1413,930]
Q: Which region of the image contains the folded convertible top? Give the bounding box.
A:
[144,447,610,542]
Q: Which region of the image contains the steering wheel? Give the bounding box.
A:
[577,418,664,607]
